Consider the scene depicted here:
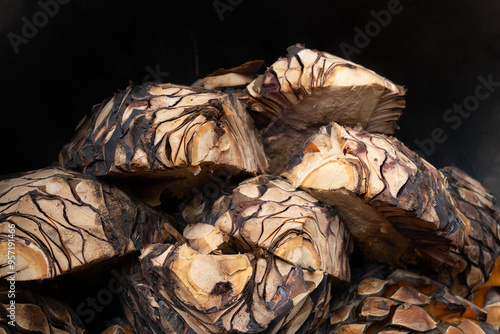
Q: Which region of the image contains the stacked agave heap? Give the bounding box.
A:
[1,45,499,334]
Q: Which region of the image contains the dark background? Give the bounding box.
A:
[1,0,500,199]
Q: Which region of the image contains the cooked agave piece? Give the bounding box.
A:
[121,243,331,334]
[192,60,265,91]
[101,323,134,334]
[182,175,352,282]
[246,45,405,174]
[60,83,268,205]
[182,222,235,255]
[283,123,470,278]
[0,282,85,334]
[0,167,184,281]
[284,126,500,298]
[438,167,500,296]
[472,284,500,330]
[328,267,497,334]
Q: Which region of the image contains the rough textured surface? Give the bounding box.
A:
[472,284,500,330]
[122,243,332,334]
[0,167,183,280]
[283,123,469,277]
[101,323,135,334]
[446,167,500,329]
[192,60,264,91]
[327,266,497,334]
[439,167,500,296]
[1,32,498,333]
[60,83,268,205]
[246,45,405,174]
[182,175,352,283]
[0,282,86,333]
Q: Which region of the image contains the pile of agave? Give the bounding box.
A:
[0,45,499,334]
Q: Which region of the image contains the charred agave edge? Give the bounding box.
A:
[60,82,268,179]
[0,166,183,280]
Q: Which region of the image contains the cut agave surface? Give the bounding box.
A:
[121,243,332,334]
[247,45,405,173]
[60,83,268,205]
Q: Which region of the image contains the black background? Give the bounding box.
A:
[1,0,500,199]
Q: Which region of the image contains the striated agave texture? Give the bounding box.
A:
[122,243,333,334]
[328,267,497,334]
[0,167,183,281]
[60,83,268,205]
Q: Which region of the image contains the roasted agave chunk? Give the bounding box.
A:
[122,243,332,334]
[60,83,268,205]
[328,267,497,334]
[0,167,183,281]
[283,123,470,287]
[284,124,500,298]
[181,175,352,283]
